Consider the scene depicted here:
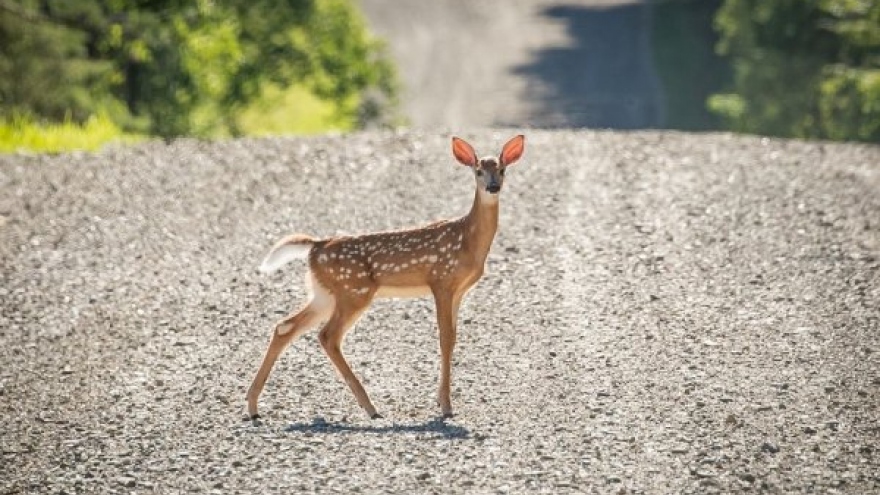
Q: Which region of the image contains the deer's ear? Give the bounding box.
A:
[500,135,525,166]
[452,137,478,166]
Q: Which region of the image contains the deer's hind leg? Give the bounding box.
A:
[317,295,380,418]
[247,276,334,419]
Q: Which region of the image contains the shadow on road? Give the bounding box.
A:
[283,417,472,439]
[510,2,665,129]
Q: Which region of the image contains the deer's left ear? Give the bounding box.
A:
[500,135,525,166]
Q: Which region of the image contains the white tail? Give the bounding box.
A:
[247,135,526,420]
[258,234,315,273]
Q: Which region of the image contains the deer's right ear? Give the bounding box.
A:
[452,137,478,166]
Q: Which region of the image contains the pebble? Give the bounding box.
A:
[761,442,781,454]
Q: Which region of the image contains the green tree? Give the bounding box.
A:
[0,1,121,123]
[0,0,397,137]
[710,0,880,142]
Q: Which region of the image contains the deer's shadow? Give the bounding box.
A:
[283,416,471,439]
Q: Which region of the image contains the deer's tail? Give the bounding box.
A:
[259,234,315,273]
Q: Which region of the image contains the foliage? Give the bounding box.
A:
[0,1,123,124]
[711,0,880,142]
[0,113,135,153]
[0,0,398,141]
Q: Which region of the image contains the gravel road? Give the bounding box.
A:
[1,130,879,493]
[358,0,664,129]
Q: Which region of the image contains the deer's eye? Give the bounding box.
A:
[476,170,484,176]
[500,168,506,176]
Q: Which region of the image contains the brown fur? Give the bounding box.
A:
[246,135,524,419]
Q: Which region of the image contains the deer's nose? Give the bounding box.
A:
[486,184,501,194]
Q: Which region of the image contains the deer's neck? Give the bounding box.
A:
[462,188,500,265]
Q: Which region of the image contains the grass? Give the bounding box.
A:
[236,84,355,136]
[1,83,354,153]
[0,113,138,154]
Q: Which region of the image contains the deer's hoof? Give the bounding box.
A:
[370,412,384,420]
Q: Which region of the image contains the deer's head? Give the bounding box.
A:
[452,135,525,195]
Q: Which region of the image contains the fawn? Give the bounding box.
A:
[247,135,525,419]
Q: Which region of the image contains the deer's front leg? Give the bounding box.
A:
[433,288,462,418]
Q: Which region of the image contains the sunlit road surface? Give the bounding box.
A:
[2,130,878,493]
[359,0,664,129]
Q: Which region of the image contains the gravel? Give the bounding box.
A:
[1,130,878,493]
[358,0,664,129]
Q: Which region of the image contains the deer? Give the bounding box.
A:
[246,135,525,420]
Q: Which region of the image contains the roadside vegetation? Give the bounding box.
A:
[710,0,880,142]
[0,113,132,153]
[0,0,399,153]
[653,0,879,143]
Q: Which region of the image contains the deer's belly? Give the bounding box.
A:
[375,285,433,299]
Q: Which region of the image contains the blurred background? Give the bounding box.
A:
[1,0,878,152]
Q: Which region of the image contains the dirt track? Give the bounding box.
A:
[358,0,665,129]
[1,130,878,493]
